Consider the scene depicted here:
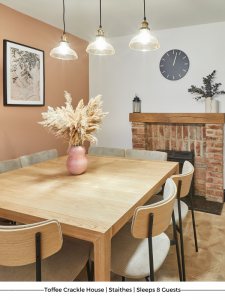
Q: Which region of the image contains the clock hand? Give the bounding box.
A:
[173,52,177,66]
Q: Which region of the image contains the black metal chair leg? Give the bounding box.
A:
[177,192,186,281]
[122,276,125,281]
[190,193,198,252]
[86,260,91,281]
[148,213,154,282]
[90,261,94,281]
[172,211,182,281]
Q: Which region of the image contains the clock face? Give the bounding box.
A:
[160,49,189,81]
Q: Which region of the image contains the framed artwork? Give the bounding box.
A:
[3,40,45,106]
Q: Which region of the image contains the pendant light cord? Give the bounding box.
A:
[144,0,146,20]
[63,0,66,34]
[99,0,102,28]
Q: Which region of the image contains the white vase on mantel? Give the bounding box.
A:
[205,97,219,113]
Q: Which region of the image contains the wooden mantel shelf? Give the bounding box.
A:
[129,113,225,124]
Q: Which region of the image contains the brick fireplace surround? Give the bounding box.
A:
[129,113,225,203]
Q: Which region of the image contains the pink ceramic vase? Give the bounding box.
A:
[66,146,88,175]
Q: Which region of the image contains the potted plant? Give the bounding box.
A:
[188,70,225,113]
[39,91,108,175]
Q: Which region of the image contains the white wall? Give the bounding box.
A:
[89,22,225,184]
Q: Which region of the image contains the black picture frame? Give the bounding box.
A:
[3,40,45,106]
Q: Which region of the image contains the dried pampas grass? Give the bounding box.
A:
[39,91,108,149]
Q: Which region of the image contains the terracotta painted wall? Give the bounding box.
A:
[0,4,89,161]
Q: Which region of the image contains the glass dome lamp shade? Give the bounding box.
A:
[50,0,78,60]
[86,0,115,55]
[50,34,78,60]
[129,0,160,51]
[86,28,115,55]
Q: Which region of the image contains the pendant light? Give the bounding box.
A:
[50,0,78,60]
[86,0,115,55]
[129,0,160,51]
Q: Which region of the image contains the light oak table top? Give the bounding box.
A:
[0,155,179,281]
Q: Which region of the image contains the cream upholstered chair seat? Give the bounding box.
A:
[19,149,58,167]
[90,223,170,279]
[90,178,181,281]
[88,147,125,157]
[125,149,167,195]
[0,220,92,281]
[0,158,22,174]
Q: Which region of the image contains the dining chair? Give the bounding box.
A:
[88,147,125,157]
[19,149,58,167]
[90,178,183,281]
[125,149,167,195]
[0,158,22,174]
[169,160,196,282]
[0,219,92,281]
[0,158,22,224]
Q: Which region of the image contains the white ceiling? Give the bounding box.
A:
[1,0,225,41]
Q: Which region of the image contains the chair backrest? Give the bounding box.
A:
[19,149,58,167]
[88,147,125,157]
[0,219,62,267]
[0,158,22,174]
[125,149,167,161]
[131,178,177,239]
[171,160,194,198]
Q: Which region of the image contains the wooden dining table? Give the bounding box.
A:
[0,155,179,281]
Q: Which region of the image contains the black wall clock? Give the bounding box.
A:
[160,49,189,81]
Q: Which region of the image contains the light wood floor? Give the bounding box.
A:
[76,204,225,281]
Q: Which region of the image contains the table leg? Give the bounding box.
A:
[94,230,111,281]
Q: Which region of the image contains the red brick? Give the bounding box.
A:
[206,147,223,154]
[158,139,164,149]
[206,177,213,183]
[207,195,223,202]
[206,136,223,141]
[138,138,147,144]
[177,126,182,139]
[165,140,170,150]
[203,126,206,139]
[195,184,205,190]
[153,139,158,150]
[206,124,223,130]
[195,162,206,168]
[207,172,223,178]
[189,125,195,140]
[215,191,223,197]
[148,126,152,137]
[183,125,189,139]
[195,141,201,156]
[165,125,170,139]
[215,130,223,136]
[177,140,182,151]
[132,138,139,143]
[214,142,223,148]
[159,125,164,137]
[132,128,138,134]
[171,140,176,150]
[148,138,153,150]
[206,189,214,195]
[195,158,205,163]
[206,153,214,159]
[206,141,215,147]
[214,154,223,160]
[206,130,213,135]
[206,183,223,190]
[208,160,223,166]
[207,166,214,171]
[196,125,202,140]
[182,140,189,151]
[194,173,206,179]
[171,125,176,138]
[153,125,158,137]
[214,166,223,172]
[190,141,194,152]
[138,128,145,134]
[132,134,146,139]
[214,178,223,184]
[195,169,206,174]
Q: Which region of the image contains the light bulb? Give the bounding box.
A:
[50,34,78,60]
